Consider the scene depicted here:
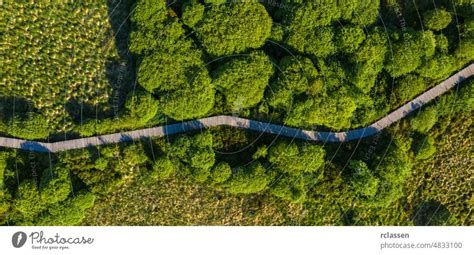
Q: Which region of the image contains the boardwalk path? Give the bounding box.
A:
[1,64,473,153]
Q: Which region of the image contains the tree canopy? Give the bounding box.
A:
[186,2,272,56]
[213,51,274,111]
[423,9,452,31]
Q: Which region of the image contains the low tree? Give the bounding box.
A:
[423,9,452,31]
[130,0,184,54]
[4,113,50,140]
[64,146,136,194]
[160,70,215,120]
[213,51,274,111]
[350,28,388,93]
[210,162,232,184]
[188,2,272,56]
[417,54,456,80]
[348,160,379,198]
[224,162,271,194]
[35,192,95,226]
[123,89,160,125]
[370,144,412,207]
[268,56,320,110]
[182,1,205,28]
[267,141,325,175]
[305,26,337,58]
[12,180,45,223]
[270,174,307,203]
[285,89,357,130]
[412,135,437,160]
[384,31,436,77]
[392,75,427,106]
[411,106,438,133]
[130,0,168,31]
[168,132,215,183]
[131,0,216,121]
[151,157,175,180]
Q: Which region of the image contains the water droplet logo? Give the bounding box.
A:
[12,231,27,248]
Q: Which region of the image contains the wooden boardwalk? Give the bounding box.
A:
[1,63,473,153]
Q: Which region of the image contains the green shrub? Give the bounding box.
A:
[210,162,232,184]
[336,26,366,54]
[40,166,72,206]
[348,160,379,198]
[268,141,325,175]
[3,114,50,140]
[182,1,205,27]
[35,192,95,226]
[411,106,438,133]
[270,175,307,203]
[213,51,274,111]
[191,3,272,56]
[423,9,452,31]
[1,1,115,129]
[12,180,45,223]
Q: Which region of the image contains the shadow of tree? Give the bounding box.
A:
[67,0,136,124]
[412,200,451,226]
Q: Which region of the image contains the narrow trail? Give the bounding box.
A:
[1,64,472,153]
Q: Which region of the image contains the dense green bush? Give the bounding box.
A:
[392,75,428,106]
[224,162,271,194]
[168,132,215,182]
[268,56,320,110]
[370,144,412,207]
[411,106,438,133]
[348,160,379,198]
[35,192,95,226]
[12,180,45,223]
[336,26,366,54]
[384,31,436,77]
[413,135,437,160]
[151,157,175,180]
[423,9,452,31]
[40,167,72,206]
[213,51,274,110]
[210,162,232,184]
[1,114,50,140]
[285,88,357,130]
[131,0,216,121]
[267,141,325,175]
[76,89,160,135]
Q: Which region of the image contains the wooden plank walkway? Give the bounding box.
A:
[1,63,473,153]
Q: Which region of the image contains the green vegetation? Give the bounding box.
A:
[185,2,272,56]
[0,0,473,227]
[213,51,274,111]
[1,0,473,139]
[1,78,471,225]
[423,9,452,31]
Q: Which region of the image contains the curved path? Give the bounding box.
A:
[1,64,473,153]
